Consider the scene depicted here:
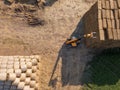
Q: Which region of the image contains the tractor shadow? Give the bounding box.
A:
[49,18,94,87]
[49,16,120,89]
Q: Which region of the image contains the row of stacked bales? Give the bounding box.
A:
[0,56,41,90]
[83,0,120,48]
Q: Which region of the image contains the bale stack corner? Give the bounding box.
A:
[83,0,120,48]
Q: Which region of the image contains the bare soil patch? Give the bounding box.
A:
[0,0,96,89]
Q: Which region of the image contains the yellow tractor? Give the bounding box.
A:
[65,32,96,47]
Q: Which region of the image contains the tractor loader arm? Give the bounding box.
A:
[65,32,96,47]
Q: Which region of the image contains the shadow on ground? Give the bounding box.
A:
[4,0,38,5]
[44,0,58,6]
[48,17,94,88]
[4,0,58,6]
[0,80,18,89]
[49,16,120,90]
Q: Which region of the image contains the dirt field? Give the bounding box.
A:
[0,0,96,90]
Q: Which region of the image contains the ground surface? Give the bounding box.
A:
[0,0,96,90]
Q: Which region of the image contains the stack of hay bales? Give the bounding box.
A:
[0,55,40,90]
[83,0,120,48]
